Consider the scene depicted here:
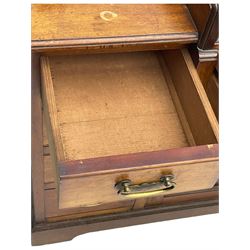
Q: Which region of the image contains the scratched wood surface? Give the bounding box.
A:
[32,4,197,50]
[42,52,189,162]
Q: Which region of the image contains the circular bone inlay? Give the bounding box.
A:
[100,11,118,21]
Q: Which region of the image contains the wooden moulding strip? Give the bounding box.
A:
[59,144,218,178]
[32,198,218,245]
[32,33,198,50]
[32,203,218,245]
[35,200,218,231]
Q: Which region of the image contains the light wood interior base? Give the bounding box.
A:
[48,52,190,160]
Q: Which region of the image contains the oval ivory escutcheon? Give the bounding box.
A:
[100,11,118,21]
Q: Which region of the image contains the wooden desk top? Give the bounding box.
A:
[32,4,197,51]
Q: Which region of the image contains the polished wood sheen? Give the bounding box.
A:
[187,4,219,50]
[32,4,198,51]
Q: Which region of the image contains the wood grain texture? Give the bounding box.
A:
[187,4,219,50]
[42,105,135,220]
[40,122,219,230]
[59,159,218,209]
[206,73,218,120]
[34,42,188,55]
[132,198,147,210]
[44,154,55,186]
[163,49,218,144]
[198,4,218,50]
[43,132,218,219]
[59,145,218,177]
[45,188,133,221]
[197,60,217,87]
[41,50,218,168]
[146,185,218,207]
[42,52,189,162]
[32,4,220,238]
[32,200,218,245]
[187,4,211,35]
[32,53,45,222]
[41,57,65,161]
[42,114,49,147]
[32,4,197,51]
[41,49,219,210]
[157,52,196,146]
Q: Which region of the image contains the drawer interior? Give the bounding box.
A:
[42,49,218,164]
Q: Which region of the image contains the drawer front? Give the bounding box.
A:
[59,159,218,209]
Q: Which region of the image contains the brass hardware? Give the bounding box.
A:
[115,175,175,199]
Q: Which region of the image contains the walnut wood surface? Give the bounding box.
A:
[32,4,197,51]
[187,4,219,50]
[199,4,218,50]
[187,4,211,35]
[197,60,217,88]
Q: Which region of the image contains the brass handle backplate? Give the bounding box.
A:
[115,175,176,199]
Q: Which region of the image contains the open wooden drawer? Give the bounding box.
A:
[41,48,218,209]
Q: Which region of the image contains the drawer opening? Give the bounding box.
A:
[41,49,218,163]
[41,48,218,209]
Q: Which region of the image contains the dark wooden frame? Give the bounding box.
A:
[187,4,218,51]
[187,4,219,94]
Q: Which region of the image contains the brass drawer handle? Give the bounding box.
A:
[115,175,176,199]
